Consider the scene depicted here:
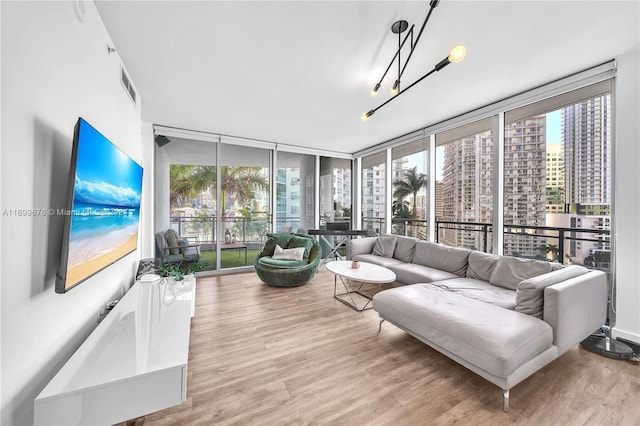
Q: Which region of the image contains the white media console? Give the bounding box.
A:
[34,275,196,425]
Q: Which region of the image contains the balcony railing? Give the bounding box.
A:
[276,216,302,232]
[170,215,268,249]
[362,217,611,274]
[436,220,610,272]
[392,218,428,240]
[173,214,611,275]
[436,220,491,253]
[362,217,385,235]
[362,217,428,240]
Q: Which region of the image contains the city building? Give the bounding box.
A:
[545,143,565,213]
[440,131,494,250]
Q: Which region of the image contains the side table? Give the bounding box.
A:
[325,261,396,311]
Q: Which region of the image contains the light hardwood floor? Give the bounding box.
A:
[145,267,640,426]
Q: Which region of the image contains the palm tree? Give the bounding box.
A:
[538,243,560,262]
[184,165,269,215]
[220,166,269,214]
[391,201,412,236]
[393,167,428,218]
[170,165,198,207]
[392,199,411,218]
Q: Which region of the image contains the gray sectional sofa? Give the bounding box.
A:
[346,234,608,412]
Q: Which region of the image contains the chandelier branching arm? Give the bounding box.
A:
[361,45,466,122]
[362,0,466,121]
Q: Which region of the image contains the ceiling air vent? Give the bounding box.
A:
[120,65,137,106]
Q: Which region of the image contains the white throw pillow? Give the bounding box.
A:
[272,244,306,261]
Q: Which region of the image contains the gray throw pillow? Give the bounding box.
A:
[516,265,589,318]
[372,236,397,258]
[165,229,181,255]
[466,251,501,282]
[178,238,190,254]
[489,256,553,291]
[412,242,471,276]
[388,235,418,263]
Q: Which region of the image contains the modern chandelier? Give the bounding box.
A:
[361,0,466,121]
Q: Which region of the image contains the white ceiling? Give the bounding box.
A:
[95,1,639,155]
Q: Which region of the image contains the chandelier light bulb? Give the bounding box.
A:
[390,80,400,96]
[361,110,374,122]
[448,45,467,64]
[371,83,381,97]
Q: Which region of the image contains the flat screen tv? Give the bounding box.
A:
[56,118,144,293]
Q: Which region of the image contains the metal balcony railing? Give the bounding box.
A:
[436,220,610,272]
[361,217,611,274]
[170,215,269,249]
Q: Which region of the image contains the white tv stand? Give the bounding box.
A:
[34,276,196,425]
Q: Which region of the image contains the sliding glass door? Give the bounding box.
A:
[435,119,494,252]
[503,81,612,266]
[155,136,219,271]
[275,151,315,234]
[391,138,429,239]
[155,136,271,272]
[319,156,352,227]
[218,143,270,269]
[361,152,386,235]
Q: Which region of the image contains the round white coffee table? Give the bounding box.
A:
[325,260,396,311]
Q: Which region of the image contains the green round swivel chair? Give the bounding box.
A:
[254,233,322,287]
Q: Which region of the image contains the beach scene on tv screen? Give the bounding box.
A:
[65,120,143,289]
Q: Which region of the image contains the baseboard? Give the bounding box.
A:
[611,327,640,345]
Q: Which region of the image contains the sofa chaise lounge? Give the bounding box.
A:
[346,235,607,412]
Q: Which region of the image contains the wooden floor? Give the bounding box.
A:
[145,267,640,426]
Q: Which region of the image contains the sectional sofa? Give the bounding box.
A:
[346,234,607,412]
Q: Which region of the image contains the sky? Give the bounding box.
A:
[546,110,561,145]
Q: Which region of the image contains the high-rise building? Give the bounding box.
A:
[502,117,547,257]
[545,143,565,213]
[438,118,546,257]
[361,164,385,234]
[434,180,444,220]
[440,130,493,251]
[561,94,612,263]
[564,95,612,208]
[276,168,301,225]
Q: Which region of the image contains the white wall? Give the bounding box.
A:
[141,122,156,257]
[612,45,640,343]
[0,2,148,424]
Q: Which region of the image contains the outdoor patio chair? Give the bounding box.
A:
[155,229,201,266]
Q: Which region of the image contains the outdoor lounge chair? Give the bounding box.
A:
[155,229,201,266]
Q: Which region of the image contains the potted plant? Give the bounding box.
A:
[160,261,208,284]
[160,264,186,283]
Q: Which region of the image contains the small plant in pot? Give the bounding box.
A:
[161,261,208,283]
[160,265,186,282]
